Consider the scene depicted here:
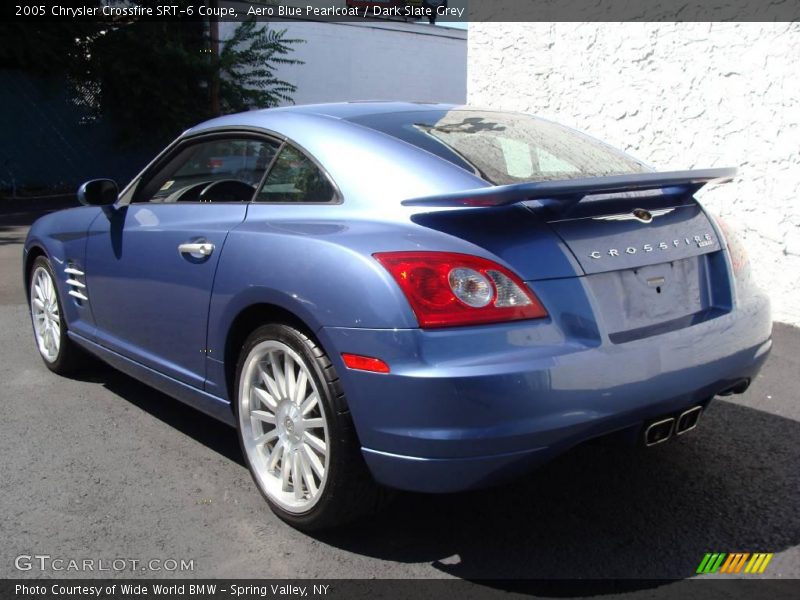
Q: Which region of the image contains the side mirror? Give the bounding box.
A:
[77,179,119,206]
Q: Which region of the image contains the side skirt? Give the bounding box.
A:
[69,331,236,427]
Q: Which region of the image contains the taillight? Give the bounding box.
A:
[373,251,548,328]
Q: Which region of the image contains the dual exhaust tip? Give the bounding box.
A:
[644,406,702,447]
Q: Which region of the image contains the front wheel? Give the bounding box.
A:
[28,256,90,374]
[235,324,386,530]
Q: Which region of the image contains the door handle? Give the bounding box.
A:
[178,241,215,259]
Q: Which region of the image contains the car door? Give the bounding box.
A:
[85,134,281,389]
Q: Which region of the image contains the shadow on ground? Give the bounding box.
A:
[319,400,799,583]
[73,362,244,465]
[71,358,800,594]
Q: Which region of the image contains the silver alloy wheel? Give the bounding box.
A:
[239,340,330,513]
[30,266,61,363]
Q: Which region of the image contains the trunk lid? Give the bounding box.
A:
[546,202,720,275]
[405,168,731,280]
[406,169,735,341]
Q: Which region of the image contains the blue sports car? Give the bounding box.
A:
[23,103,772,530]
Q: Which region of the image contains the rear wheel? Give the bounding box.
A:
[28,256,90,374]
[235,323,386,530]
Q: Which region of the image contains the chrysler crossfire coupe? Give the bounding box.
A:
[24,103,772,530]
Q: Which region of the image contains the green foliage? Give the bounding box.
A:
[218,20,304,113]
[91,17,210,145]
[0,6,303,147]
[92,17,303,145]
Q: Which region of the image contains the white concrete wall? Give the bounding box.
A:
[221,19,467,106]
[469,23,800,326]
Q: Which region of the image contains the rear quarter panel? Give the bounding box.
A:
[206,202,556,400]
[207,206,416,337]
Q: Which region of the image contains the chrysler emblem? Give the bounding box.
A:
[593,207,675,224]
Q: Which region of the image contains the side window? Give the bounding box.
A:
[136,137,280,204]
[256,144,336,203]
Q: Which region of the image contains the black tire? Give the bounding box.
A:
[234,323,388,531]
[28,256,92,375]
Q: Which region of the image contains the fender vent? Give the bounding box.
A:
[64,263,88,304]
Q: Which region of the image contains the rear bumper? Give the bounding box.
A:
[320,288,772,493]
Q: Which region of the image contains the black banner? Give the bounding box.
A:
[3,579,800,600]
[3,0,800,23]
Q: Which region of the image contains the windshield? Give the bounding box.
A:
[348,109,650,185]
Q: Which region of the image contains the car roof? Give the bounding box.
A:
[188,101,459,133]
[185,101,464,151]
[232,101,458,121]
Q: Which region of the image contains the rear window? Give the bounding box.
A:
[348,110,649,185]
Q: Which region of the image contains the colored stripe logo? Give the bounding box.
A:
[696,553,773,574]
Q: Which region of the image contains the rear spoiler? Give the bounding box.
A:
[401,168,736,212]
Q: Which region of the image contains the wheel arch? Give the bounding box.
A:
[23,244,49,301]
[222,301,327,407]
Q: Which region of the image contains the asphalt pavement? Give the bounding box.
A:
[1,207,798,590]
